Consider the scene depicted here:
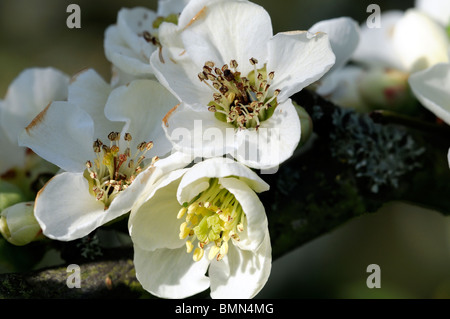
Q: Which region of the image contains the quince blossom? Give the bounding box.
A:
[18,69,185,241]
[129,157,271,298]
[104,0,191,78]
[151,0,335,170]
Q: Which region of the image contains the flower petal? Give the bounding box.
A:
[157,0,190,16]
[18,101,94,172]
[133,244,210,298]
[267,31,335,102]
[217,176,268,251]
[408,63,450,125]
[352,10,405,70]
[309,17,360,74]
[1,68,69,144]
[105,79,178,158]
[0,104,25,173]
[180,0,273,76]
[392,9,449,72]
[162,102,233,158]
[209,229,272,299]
[104,23,154,76]
[415,0,450,26]
[129,168,188,251]
[235,99,301,170]
[150,44,212,105]
[34,172,105,241]
[68,69,122,140]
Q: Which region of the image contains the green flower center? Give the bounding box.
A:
[198,58,280,130]
[84,132,157,209]
[177,178,246,262]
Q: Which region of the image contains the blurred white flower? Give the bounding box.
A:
[104,0,191,79]
[0,68,69,175]
[129,157,271,299]
[353,9,449,74]
[409,62,450,125]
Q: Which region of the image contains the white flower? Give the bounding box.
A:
[353,9,449,73]
[415,0,450,27]
[151,0,335,170]
[18,69,185,241]
[104,0,191,78]
[408,62,450,125]
[308,17,360,97]
[0,68,69,174]
[129,157,271,299]
[408,62,450,169]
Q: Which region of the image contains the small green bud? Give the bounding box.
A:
[358,67,417,115]
[0,201,44,246]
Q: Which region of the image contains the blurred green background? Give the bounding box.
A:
[2,0,450,299]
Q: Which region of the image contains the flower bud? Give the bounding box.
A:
[358,67,417,115]
[0,201,44,246]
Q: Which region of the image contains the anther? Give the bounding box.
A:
[108,131,120,142]
[124,132,132,142]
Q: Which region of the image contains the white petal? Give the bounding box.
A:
[415,0,450,26]
[105,79,178,158]
[104,25,154,76]
[235,99,301,170]
[217,176,268,251]
[267,31,335,102]
[209,229,272,299]
[18,101,94,172]
[118,7,158,50]
[352,10,405,70]
[157,0,190,16]
[1,68,69,144]
[177,157,270,205]
[162,102,232,158]
[177,0,226,28]
[180,0,273,75]
[129,168,187,251]
[408,63,450,125]
[150,44,212,105]
[34,172,105,241]
[309,17,360,73]
[318,66,368,110]
[101,164,174,230]
[68,69,122,140]
[393,9,449,73]
[133,244,210,298]
[448,148,450,169]
[0,109,25,174]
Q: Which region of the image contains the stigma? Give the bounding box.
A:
[177,178,245,262]
[84,132,158,209]
[198,58,280,130]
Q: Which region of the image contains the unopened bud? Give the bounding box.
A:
[0,202,44,246]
